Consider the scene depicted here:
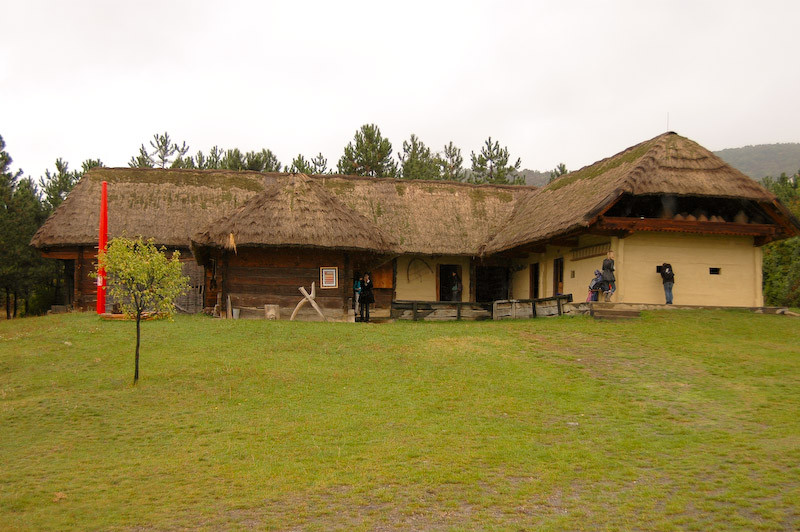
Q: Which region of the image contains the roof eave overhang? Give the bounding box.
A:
[593,216,783,244]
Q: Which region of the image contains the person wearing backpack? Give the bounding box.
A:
[660,262,675,304]
[601,251,616,302]
[587,269,603,301]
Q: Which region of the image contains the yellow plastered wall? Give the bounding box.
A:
[511,236,612,300]
[395,255,471,301]
[619,233,762,306]
[511,256,540,298]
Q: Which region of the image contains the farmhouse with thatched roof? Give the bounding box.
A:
[32,132,800,319]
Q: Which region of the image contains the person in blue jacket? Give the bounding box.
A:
[353,274,363,320]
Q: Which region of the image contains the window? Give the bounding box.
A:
[709,267,721,275]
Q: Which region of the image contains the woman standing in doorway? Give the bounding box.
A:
[451,271,462,302]
[601,251,616,302]
[360,272,374,322]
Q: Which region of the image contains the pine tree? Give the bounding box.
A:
[549,163,568,183]
[310,153,328,174]
[337,124,398,177]
[206,146,223,169]
[246,149,282,172]
[469,137,523,185]
[129,132,189,169]
[439,141,465,182]
[0,135,22,317]
[8,178,51,315]
[39,158,103,213]
[290,154,313,174]
[399,134,440,180]
[129,144,154,168]
[221,148,246,170]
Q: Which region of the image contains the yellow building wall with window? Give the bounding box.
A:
[616,233,762,306]
[511,235,612,301]
[509,233,762,307]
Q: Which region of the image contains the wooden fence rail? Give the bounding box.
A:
[492,294,573,320]
[391,294,573,321]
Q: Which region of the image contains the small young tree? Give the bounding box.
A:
[98,237,188,385]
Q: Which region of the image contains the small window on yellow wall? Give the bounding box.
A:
[709,268,721,275]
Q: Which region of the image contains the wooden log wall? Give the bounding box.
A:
[46,246,198,312]
[221,248,351,315]
[76,247,97,311]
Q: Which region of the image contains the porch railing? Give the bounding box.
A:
[391,294,573,321]
[491,294,573,320]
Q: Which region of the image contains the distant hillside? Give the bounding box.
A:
[714,143,800,180]
[521,169,550,187]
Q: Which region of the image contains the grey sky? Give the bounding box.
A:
[2,0,798,179]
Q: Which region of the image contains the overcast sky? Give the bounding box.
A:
[2,0,798,179]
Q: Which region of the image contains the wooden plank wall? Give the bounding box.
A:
[58,246,199,312]
[222,248,350,314]
[75,248,98,311]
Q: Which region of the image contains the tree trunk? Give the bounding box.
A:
[134,312,141,385]
[12,291,17,318]
[4,288,9,319]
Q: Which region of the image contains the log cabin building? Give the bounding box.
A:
[31,132,800,319]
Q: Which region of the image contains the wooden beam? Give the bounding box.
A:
[549,237,580,248]
[760,201,800,237]
[39,248,81,260]
[517,243,547,254]
[595,216,779,237]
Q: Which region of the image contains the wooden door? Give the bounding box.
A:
[553,258,564,296]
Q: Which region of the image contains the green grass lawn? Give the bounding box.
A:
[1,310,799,531]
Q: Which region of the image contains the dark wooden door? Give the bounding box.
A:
[553,258,564,296]
[530,263,540,299]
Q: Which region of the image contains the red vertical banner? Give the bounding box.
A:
[97,181,108,314]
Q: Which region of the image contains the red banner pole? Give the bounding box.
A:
[97,181,108,314]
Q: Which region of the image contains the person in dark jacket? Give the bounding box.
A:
[451,271,462,302]
[588,269,603,301]
[601,251,616,302]
[360,272,374,322]
[660,262,675,304]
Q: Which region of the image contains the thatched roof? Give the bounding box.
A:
[31,167,272,249]
[191,173,395,252]
[32,133,799,258]
[482,132,799,254]
[191,174,529,256]
[316,175,531,255]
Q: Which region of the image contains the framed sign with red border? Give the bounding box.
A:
[320,267,338,289]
